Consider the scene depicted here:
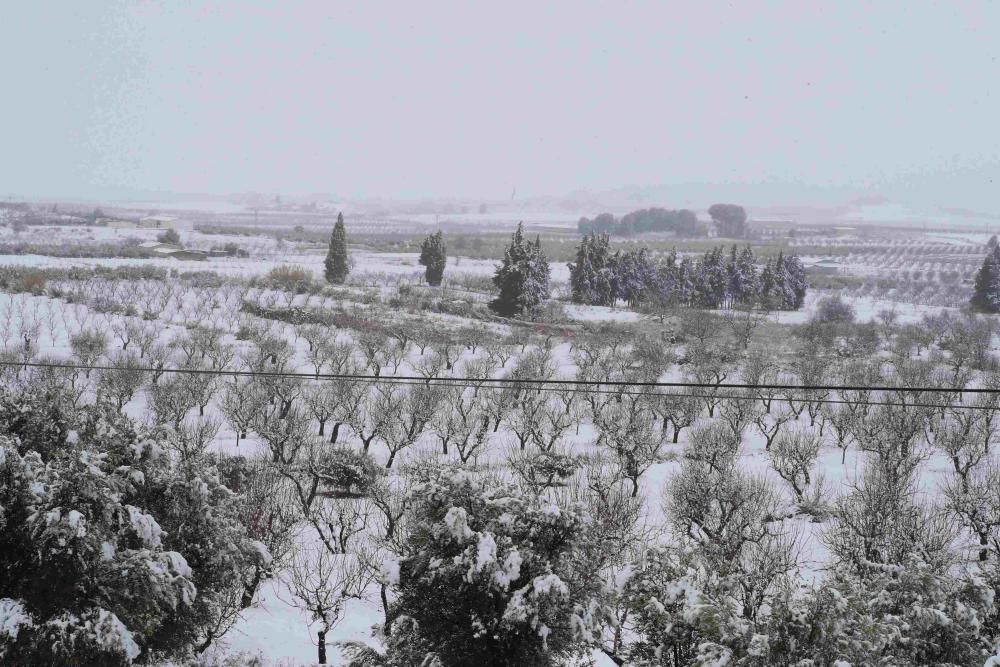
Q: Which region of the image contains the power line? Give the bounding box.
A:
[2,360,997,411]
[1,360,990,394]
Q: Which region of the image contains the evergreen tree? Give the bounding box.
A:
[568,234,615,306]
[0,387,265,664]
[418,230,447,286]
[971,245,1000,312]
[373,468,611,666]
[726,244,759,308]
[324,212,350,284]
[782,253,807,309]
[490,223,550,317]
[759,258,777,310]
[613,247,655,307]
[693,246,728,308]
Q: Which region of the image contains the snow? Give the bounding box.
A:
[382,556,401,586]
[443,506,474,540]
[563,303,641,322]
[125,505,164,547]
[0,219,994,665]
[0,598,33,642]
[88,608,142,661]
[471,533,497,578]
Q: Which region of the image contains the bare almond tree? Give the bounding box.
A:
[288,546,373,665]
[768,427,822,502]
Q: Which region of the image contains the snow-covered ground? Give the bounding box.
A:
[0,219,993,665]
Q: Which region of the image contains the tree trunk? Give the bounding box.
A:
[317,628,327,664]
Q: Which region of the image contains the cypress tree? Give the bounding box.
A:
[568,233,615,306]
[490,223,550,317]
[419,230,447,286]
[324,212,350,284]
[971,246,1000,312]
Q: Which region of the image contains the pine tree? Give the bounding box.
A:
[971,246,1000,312]
[419,230,447,286]
[759,258,777,310]
[782,253,807,309]
[568,234,615,306]
[613,247,655,307]
[490,223,551,317]
[324,212,350,284]
[726,244,759,308]
[693,246,728,308]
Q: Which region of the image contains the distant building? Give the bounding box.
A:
[154,247,207,261]
[140,241,207,261]
[806,258,842,275]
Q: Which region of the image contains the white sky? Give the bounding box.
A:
[2,1,998,209]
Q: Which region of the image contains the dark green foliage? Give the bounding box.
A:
[157,228,182,245]
[708,203,748,238]
[570,239,803,311]
[0,386,265,664]
[490,223,550,317]
[418,230,447,286]
[577,208,699,237]
[377,468,610,666]
[970,245,1000,312]
[568,233,616,306]
[325,212,350,284]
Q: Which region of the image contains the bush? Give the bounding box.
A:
[157,228,181,245]
[813,295,855,324]
[266,265,315,292]
[0,388,266,664]
[365,467,611,666]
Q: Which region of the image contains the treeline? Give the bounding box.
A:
[577,208,700,236]
[569,235,806,310]
[577,203,749,238]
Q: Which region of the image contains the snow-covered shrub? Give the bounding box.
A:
[0,384,266,664]
[369,466,613,666]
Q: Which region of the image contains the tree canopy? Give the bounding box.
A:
[324,213,350,284]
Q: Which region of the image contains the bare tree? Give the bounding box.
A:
[825,458,956,573]
[653,390,702,443]
[932,398,998,493]
[750,382,793,440]
[724,306,767,350]
[768,427,822,502]
[943,459,1000,562]
[377,383,444,468]
[97,350,148,409]
[288,546,373,665]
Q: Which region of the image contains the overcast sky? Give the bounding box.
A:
[2,1,998,208]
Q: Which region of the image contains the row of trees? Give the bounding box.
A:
[569,236,807,311]
[577,208,700,237]
[6,271,1000,663]
[576,203,749,238]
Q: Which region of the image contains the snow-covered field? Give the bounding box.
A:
[1,218,997,665]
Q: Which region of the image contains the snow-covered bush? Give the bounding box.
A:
[0,385,267,664]
[363,467,613,666]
